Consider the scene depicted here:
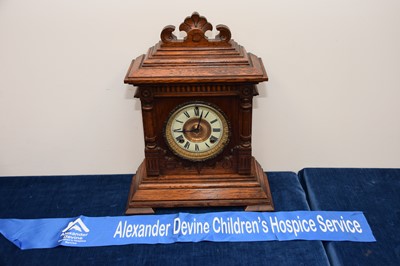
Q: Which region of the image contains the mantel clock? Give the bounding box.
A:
[124,12,274,214]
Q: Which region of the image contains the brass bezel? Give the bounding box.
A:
[164,101,230,162]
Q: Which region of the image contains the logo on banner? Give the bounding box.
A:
[59,218,90,245]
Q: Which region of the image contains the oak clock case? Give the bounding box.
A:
[124,12,274,214]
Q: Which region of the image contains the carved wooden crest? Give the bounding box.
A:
[160,12,231,46]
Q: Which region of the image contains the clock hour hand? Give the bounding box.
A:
[173,128,199,133]
[173,128,187,133]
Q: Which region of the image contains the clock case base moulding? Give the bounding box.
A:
[126,157,274,214]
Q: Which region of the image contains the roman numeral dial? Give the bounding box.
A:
[165,102,230,161]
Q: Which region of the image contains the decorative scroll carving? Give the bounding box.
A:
[160,12,231,46]
[215,24,231,41]
[160,25,177,43]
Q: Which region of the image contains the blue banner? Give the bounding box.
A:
[0,211,375,250]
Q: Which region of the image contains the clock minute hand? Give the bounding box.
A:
[173,111,203,133]
[196,111,204,130]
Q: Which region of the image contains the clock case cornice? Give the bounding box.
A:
[124,12,268,85]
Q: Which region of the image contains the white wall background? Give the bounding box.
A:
[1,0,399,176]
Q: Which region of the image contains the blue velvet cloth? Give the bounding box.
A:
[0,172,329,266]
[299,168,400,266]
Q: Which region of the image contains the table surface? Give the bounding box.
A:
[0,172,330,266]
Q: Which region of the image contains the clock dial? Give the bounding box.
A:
[165,102,230,161]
